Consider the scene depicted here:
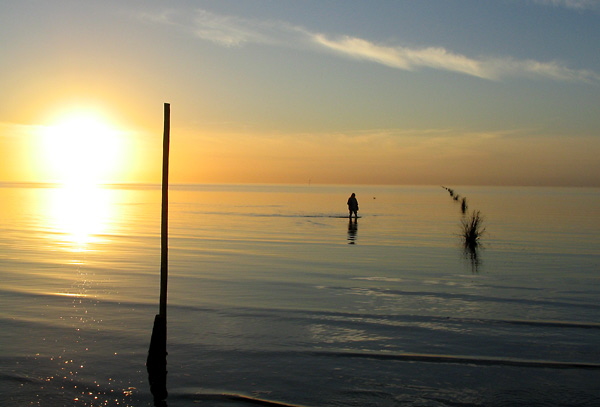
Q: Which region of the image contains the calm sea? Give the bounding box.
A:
[1,183,599,406]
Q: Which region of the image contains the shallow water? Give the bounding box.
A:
[1,183,599,406]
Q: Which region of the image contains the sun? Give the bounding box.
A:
[40,111,126,186]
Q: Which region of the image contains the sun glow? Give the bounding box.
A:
[40,112,127,186]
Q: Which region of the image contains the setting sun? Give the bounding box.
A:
[39,112,127,186]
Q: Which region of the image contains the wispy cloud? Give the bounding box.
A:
[141,9,299,47]
[532,0,600,10]
[311,34,599,82]
[143,8,599,83]
[0,121,41,138]
[191,9,281,47]
[311,35,488,78]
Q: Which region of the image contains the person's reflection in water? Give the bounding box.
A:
[347,218,358,244]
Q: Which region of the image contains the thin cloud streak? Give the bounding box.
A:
[312,34,489,79]
[312,34,600,82]
[140,9,299,47]
[192,9,282,47]
[143,8,599,83]
[0,122,42,138]
[532,0,600,10]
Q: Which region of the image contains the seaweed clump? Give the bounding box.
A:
[461,210,485,249]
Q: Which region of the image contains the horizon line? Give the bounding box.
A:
[1,180,598,190]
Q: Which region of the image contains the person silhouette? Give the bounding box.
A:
[347,193,359,219]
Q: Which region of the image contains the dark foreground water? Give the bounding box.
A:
[1,183,599,406]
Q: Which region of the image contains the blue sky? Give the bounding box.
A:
[1,0,599,186]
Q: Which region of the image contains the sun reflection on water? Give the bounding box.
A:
[35,185,135,405]
[44,185,116,253]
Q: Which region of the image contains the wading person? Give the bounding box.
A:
[347,193,359,219]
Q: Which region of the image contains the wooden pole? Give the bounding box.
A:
[147,103,170,404]
[159,102,170,317]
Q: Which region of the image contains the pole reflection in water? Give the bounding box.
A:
[147,314,167,406]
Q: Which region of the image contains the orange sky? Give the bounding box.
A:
[2,1,600,187]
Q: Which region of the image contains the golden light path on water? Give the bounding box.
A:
[34,184,123,314]
[37,184,139,405]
